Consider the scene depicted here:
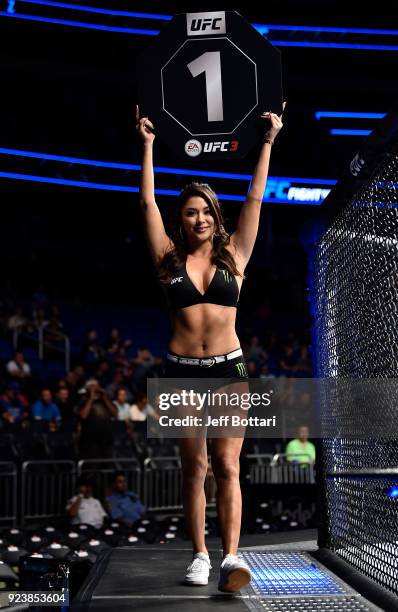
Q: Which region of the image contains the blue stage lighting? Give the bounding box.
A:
[0,147,336,184]
[0,171,327,205]
[330,129,372,136]
[16,1,171,19]
[316,111,385,120]
[254,23,398,36]
[270,41,398,51]
[0,11,159,34]
[0,148,335,205]
[242,551,346,596]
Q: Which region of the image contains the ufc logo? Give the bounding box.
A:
[171,276,183,284]
[203,141,239,153]
[191,18,222,32]
[187,11,226,36]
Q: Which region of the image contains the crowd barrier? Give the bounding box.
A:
[0,454,317,525]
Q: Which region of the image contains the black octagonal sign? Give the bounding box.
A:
[136,10,283,160]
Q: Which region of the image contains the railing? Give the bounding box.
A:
[143,456,182,510]
[0,462,18,526]
[21,460,76,526]
[246,452,316,485]
[38,324,70,372]
[13,323,70,373]
[271,452,314,466]
[1,453,316,526]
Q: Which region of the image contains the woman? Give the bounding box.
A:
[135,103,284,592]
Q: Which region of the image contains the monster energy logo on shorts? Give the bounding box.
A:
[235,362,247,376]
[222,270,233,283]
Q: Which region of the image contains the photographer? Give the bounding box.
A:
[66,477,107,529]
[78,379,117,459]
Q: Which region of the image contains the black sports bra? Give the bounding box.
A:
[162,261,241,310]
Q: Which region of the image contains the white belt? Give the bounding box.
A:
[167,348,243,367]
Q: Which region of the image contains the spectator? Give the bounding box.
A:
[264,332,280,373]
[132,347,154,370]
[78,379,117,458]
[57,379,68,391]
[62,371,81,404]
[42,308,66,359]
[279,345,297,377]
[246,361,258,378]
[285,425,316,464]
[0,383,29,425]
[84,330,105,366]
[55,388,77,424]
[106,370,133,402]
[32,306,48,330]
[32,389,61,422]
[113,388,131,421]
[151,355,164,377]
[247,335,268,364]
[114,347,130,372]
[259,364,276,380]
[106,328,122,353]
[286,331,300,353]
[43,306,64,345]
[130,391,156,422]
[7,306,29,333]
[106,471,145,528]
[66,477,107,528]
[72,365,86,389]
[6,351,31,382]
[93,360,111,387]
[131,348,156,387]
[294,344,312,377]
[106,328,132,353]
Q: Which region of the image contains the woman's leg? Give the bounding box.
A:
[210,436,245,556]
[179,437,209,554]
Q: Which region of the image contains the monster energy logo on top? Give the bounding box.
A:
[222,270,233,283]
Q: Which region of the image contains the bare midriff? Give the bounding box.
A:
[168,302,240,357]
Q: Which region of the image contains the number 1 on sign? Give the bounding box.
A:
[187,51,224,122]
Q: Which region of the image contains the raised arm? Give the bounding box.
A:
[135,105,174,268]
[230,104,285,268]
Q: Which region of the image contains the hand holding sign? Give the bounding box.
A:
[135,105,155,143]
[261,101,287,143]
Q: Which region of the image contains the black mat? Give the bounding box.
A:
[73,546,252,611]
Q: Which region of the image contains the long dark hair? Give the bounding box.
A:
[158,182,243,284]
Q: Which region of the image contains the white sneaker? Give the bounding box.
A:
[184,552,212,586]
[218,553,251,592]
